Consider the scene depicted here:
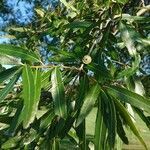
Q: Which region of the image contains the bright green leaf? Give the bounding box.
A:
[1,136,21,149]
[51,67,67,118]
[22,65,41,128]
[0,44,41,63]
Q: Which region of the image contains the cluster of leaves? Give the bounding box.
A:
[0,0,150,149]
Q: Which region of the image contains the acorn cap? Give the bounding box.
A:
[82,55,92,64]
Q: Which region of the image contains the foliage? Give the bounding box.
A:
[0,0,150,149]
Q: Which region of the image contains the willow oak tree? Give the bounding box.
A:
[0,0,150,149]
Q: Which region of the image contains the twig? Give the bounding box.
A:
[31,64,81,71]
[0,84,22,89]
[136,5,150,16]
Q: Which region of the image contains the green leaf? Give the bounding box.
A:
[60,0,79,13]
[40,109,55,132]
[116,112,129,144]
[51,67,67,118]
[65,21,92,29]
[117,55,141,78]
[0,54,21,65]
[106,85,150,113]
[76,83,100,127]
[0,73,20,103]
[119,22,140,56]
[0,66,20,84]
[21,65,41,128]
[0,44,41,63]
[94,97,107,150]
[121,14,150,23]
[105,94,117,148]
[1,136,21,149]
[76,120,86,150]
[134,107,150,130]
[41,70,52,89]
[8,101,24,134]
[113,98,148,150]
[116,0,129,4]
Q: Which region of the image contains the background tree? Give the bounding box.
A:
[0,0,150,149]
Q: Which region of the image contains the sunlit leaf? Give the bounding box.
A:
[60,0,79,13]
[1,136,21,149]
[51,67,67,118]
[22,65,41,128]
[0,54,21,65]
[0,44,41,63]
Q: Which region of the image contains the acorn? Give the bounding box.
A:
[82,55,92,64]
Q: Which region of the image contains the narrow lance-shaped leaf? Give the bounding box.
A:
[113,97,148,150]
[0,73,20,103]
[0,54,21,65]
[116,113,129,144]
[119,22,137,57]
[21,65,41,128]
[60,0,79,13]
[39,109,55,132]
[0,44,41,63]
[51,67,67,118]
[32,68,42,119]
[76,83,100,127]
[106,85,150,113]
[0,66,20,84]
[105,93,117,148]
[94,96,107,150]
[22,65,35,128]
[1,136,21,149]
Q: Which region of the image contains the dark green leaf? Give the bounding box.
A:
[0,73,20,103]
[94,97,107,150]
[113,98,148,150]
[106,85,150,113]
[0,66,20,84]
[76,83,100,127]
[65,21,92,29]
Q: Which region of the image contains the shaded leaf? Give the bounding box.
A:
[0,66,20,84]
[113,97,148,150]
[0,73,20,103]
[106,85,150,113]
[76,83,100,127]
[94,97,107,150]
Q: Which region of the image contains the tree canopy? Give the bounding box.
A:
[0,0,150,149]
